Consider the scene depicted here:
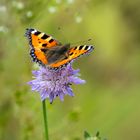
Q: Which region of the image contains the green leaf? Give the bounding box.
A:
[84,131,91,139]
[96,131,100,137]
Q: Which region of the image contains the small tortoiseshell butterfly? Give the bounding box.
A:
[25,28,94,69]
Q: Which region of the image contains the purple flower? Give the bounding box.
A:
[28,63,85,103]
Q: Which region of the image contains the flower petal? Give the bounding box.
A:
[28,62,86,102]
[69,76,86,84]
[59,93,64,101]
[32,70,40,76]
[49,92,54,103]
[66,86,74,96]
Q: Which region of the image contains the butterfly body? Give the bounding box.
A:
[25,28,94,69]
[45,44,70,64]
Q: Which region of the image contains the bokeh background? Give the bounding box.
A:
[0,0,140,140]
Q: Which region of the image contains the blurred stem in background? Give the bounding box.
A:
[42,100,49,140]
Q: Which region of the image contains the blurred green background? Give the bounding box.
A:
[0,0,140,140]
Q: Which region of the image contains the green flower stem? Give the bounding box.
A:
[42,100,49,140]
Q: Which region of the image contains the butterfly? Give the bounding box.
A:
[25,28,94,70]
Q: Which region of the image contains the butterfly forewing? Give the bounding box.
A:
[25,28,62,65]
[25,28,61,48]
[49,45,93,68]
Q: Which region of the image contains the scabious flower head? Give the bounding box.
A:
[28,63,85,103]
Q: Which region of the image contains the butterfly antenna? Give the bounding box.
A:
[57,27,92,45]
[71,38,92,45]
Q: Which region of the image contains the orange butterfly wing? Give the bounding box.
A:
[25,28,61,65]
[25,28,94,69]
[50,45,93,69]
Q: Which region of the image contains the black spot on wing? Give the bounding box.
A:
[41,48,48,53]
[85,46,89,50]
[41,34,49,39]
[73,47,77,50]
[69,52,73,56]
[42,43,47,47]
[34,31,41,35]
[49,39,54,43]
[79,45,84,50]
